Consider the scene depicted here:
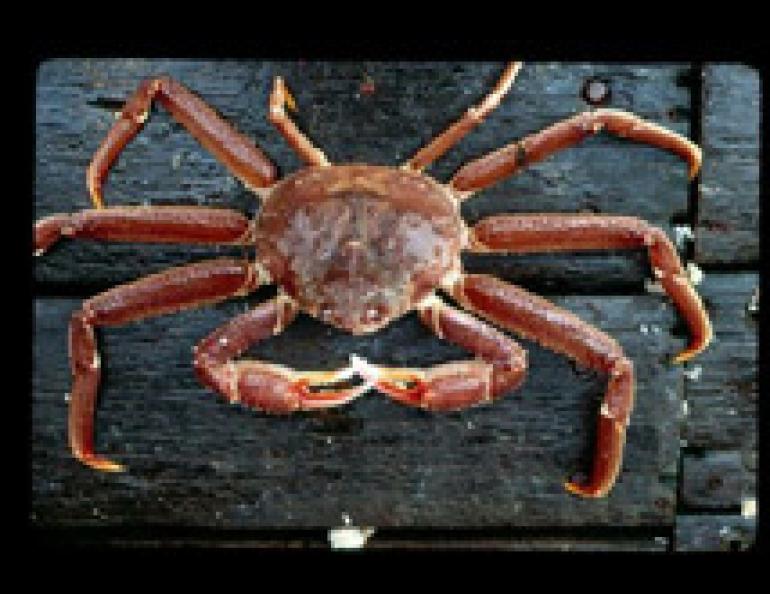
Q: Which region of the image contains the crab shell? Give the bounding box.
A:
[254,164,464,334]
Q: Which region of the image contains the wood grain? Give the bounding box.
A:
[32,293,682,528]
[695,64,760,266]
[33,60,758,550]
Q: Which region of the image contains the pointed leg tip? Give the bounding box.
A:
[563,481,606,499]
[672,342,709,365]
[688,148,703,180]
[82,456,126,473]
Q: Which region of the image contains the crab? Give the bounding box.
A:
[33,62,712,498]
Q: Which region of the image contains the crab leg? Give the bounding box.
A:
[404,62,523,173]
[447,273,634,498]
[268,77,330,167]
[68,258,264,472]
[194,296,373,413]
[34,206,255,256]
[359,295,527,411]
[449,108,702,195]
[87,76,277,208]
[468,214,712,363]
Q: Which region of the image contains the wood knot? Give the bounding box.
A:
[581,77,612,106]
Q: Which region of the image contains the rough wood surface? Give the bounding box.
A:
[695,64,760,266]
[674,62,759,552]
[31,60,758,549]
[675,515,756,552]
[680,450,752,510]
[681,273,758,451]
[678,273,757,530]
[32,293,682,528]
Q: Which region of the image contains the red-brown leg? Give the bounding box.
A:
[34,206,255,256]
[68,258,264,472]
[356,295,527,412]
[87,77,278,208]
[450,108,702,195]
[447,273,634,498]
[268,77,330,167]
[404,62,523,173]
[194,296,375,414]
[468,214,712,363]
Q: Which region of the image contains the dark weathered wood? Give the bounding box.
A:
[32,293,683,529]
[33,61,704,545]
[695,64,760,266]
[34,529,669,551]
[35,61,692,294]
[675,515,755,552]
[670,62,760,552]
[681,273,758,451]
[680,450,752,509]
[364,536,670,551]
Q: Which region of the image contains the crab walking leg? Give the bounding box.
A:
[468,214,712,363]
[194,297,373,413]
[34,206,255,255]
[268,77,330,167]
[450,108,702,195]
[448,273,634,498]
[87,76,277,208]
[68,258,264,472]
[360,295,527,411]
[404,62,523,172]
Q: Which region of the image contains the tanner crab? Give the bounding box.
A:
[33,62,711,498]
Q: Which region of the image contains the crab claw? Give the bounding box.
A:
[198,356,376,414]
[368,360,498,412]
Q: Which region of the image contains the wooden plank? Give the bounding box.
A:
[675,515,755,552]
[32,292,683,529]
[32,61,697,541]
[695,64,760,266]
[35,61,692,294]
[680,450,752,509]
[681,273,758,450]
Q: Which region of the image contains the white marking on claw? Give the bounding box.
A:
[92,353,101,370]
[349,354,381,385]
[600,402,613,418]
